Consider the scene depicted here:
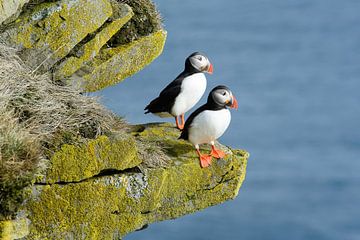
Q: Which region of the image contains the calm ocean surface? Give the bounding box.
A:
[94,0,360,239]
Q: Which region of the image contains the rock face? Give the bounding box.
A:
[0,0,29,25]
[53,3,135,81]
[1,124,248,239]
[1,0,114,71]
[0,0,248,239]
[77,29,166,92]
[43,135,141,184]
[0,0,166,92]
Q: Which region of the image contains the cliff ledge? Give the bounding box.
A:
[0,0,248,239]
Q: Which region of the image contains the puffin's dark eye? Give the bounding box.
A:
[222,92,226,96]
[198,56,203,61]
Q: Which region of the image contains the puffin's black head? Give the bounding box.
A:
[184,52,213,74]
[208,85,238,109]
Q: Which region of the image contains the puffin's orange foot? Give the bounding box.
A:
[199,155,212,168]
[211,147,226,159]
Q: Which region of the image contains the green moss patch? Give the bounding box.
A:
[81,29,167,92]
[54,2,134,80]
[44,135,141,184]
[0,43,125,219]
[20,123,248,239]
[0,0,113,71]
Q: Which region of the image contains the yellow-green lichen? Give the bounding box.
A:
[54,2,134,80]
[80,29,167,92]
[25,174,152,239]
[0,0,113,71]
[43,134,141,184]
[12,123,248,239]
[133,123,248,219]
[23,152,246,239]
[0,217,29,240]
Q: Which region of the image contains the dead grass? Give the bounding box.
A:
[0,33,168,218]
[0,109,44,219]
[136,139,170,168]
[0,45,123,141]
[0,44,127,219]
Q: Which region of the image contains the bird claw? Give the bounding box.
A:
[210,148,226,159]
[199,155,212,168]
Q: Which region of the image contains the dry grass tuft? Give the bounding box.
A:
[0,44,127,219]
[0,45,124,143]
[0,109,43,219]
[136,139,170,168]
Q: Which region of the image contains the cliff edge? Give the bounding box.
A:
[0,0,248,239]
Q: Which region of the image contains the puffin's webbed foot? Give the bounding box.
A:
[199,154,212,168]
[210,145,226,159]
[196,149,212,168]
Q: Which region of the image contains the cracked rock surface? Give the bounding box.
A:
[0,0,166,92]
[0,0,247,238]
[4,123,248,239]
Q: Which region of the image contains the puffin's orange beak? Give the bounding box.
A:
[207,63,213,74]
[230,95,238,109]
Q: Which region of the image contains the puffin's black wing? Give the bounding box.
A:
[144,85,181,114]
[144,72,189,114]
[179,104,208,140]
[158,71,193,96]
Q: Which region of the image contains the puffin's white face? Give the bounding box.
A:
[212,88,238,109]
[189,54,213,74]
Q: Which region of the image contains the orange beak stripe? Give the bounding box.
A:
[231,95,238,109]
[207,63,213,74]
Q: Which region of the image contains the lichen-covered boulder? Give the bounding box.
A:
[0,0,113,71]
[0,0,247,239]
[43,134,141,184]
[0,0,29,25]
[71,29,167,92]
[0,0,166,92]
[0,123,248,239]
[0,217,29,240]
[53,2,134,80]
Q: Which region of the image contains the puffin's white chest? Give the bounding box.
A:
[171,73,206,116]
[188,109,231,145]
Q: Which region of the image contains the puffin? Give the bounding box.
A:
[179,85,238,168]
[144,52,213,130]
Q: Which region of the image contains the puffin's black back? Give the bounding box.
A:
[144,54,202,114]
[144,72,186,114]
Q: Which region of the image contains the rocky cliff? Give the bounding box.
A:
[0,0,248,239]
[1,123,248,239]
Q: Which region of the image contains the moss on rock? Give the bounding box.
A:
[0,0,113,72]
[0,216,29,240]
[0,1,247,239]
[77,29,167,92]
[43,134,141,184]
[0,42,124,220]
[53,2,134,80]
[0,123,248,239]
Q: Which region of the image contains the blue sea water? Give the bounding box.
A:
[94,0,360,239]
